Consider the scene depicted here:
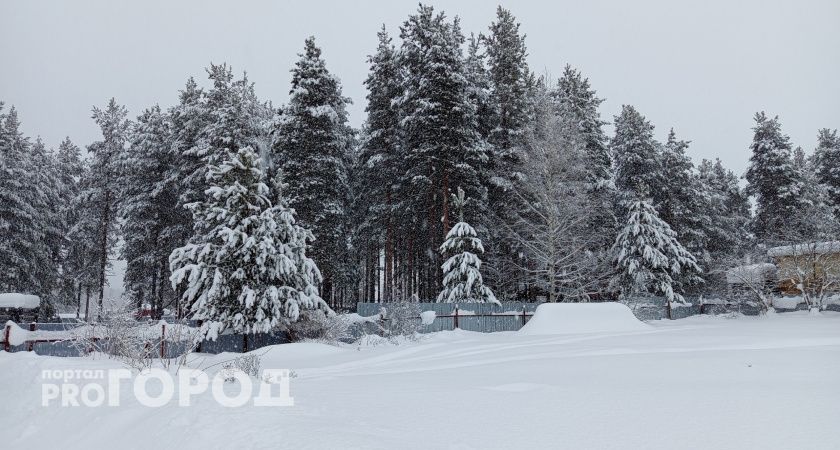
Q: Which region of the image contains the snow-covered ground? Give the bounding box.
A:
[2,311,839,449]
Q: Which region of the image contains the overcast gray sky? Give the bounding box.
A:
[2,0,838,176]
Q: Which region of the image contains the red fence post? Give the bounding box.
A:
[3,324,10,352]
[522,305,527,328]
[28,322,36,352]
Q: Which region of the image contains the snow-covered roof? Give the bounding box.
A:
[725,263,777,284]
[0,293,41,309]
[767,241,840,258]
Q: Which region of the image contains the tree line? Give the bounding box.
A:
[1,5,838,326]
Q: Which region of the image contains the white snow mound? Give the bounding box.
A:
[519,302,650,335]
[0,293,40,309]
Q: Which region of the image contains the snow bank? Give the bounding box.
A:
[519,303,650,335]
[0,293,40,309]
[3,321,28,346]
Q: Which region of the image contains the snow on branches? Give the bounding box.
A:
[169,147,328,340]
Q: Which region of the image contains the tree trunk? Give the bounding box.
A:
[84,284,91,322]
[442,171,450,236]
[75,283,82,319]
[150,265,158,319]
[97,189,111,321]
[385,190,393,302]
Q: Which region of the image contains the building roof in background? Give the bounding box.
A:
[767,241,840,258]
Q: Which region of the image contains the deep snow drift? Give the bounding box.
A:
[519,302,650,335]
[2,312,839,450]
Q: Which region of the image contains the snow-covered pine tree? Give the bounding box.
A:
[464,33,494,142]
[483,6,530,155]
[354,26,401,302]
[169,147,328,339]
[553,65,611,188]
[611,105,662,203]
[67,158,103,320]
[0,105,44,293]
[29,137,64,299]
[273,37,353,305]
[611,199,701,306]
[169,77,211,250]
[395,5,490,300]
[437,188,498,305]
[120,105,176,315]
[788,145,839,240]
[84,99,131,319]
[657,129,712,267]
[480,7,531,301]
[697,158,751,260]
[745,112,804,242]
[814,128,840,220]
[55,137,88,313]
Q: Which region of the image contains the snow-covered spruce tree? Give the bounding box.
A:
[273,37,353,304]
[814,128,840,220]
[611,199,701,307]
[170,147,328,339]
[395,5,490,300]
[354,26,402,303]
[83,99,131,318]
[745,112,804,242]
[437,188,498,305]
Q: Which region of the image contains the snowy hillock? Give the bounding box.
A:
[520,302,651,335]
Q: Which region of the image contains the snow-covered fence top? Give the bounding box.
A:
[356,302,542,334]
[0,293,40,309]
[356,302,539,317]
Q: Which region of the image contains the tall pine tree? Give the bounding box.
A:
[394,5,489,300]
[273,37,353,305]
[744,112,803,242]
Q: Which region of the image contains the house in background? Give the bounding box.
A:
[767,241,840,295]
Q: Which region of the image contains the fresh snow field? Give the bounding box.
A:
[2,308,839,449]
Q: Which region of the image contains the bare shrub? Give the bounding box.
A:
[69,302,198,371]
[221,353,262,382]
[285,309,351,343]
[381,302,421,341]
